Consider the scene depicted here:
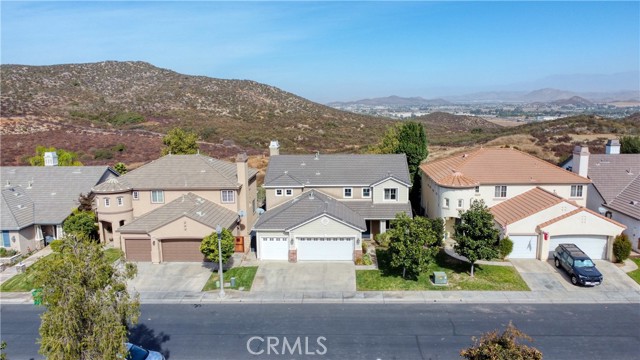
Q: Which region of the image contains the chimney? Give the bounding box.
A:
[269,140,280,156]
[572,145,590,178]
[605,139,620,155]
[44,152,58,166]
[236,153,249,236]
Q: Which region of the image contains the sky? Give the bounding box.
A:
[2,1,639,103]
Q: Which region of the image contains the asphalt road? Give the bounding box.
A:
[1,303,638,360]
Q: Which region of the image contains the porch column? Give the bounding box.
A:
[379,220,387,234]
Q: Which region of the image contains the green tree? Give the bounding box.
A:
[161,127,199,155]
[460,321,543,360]
[387,213,440,279]
[200,228,235,264]
[426,217,445,246]
[612,233,632,263]
[396,121,428,182]
[113,162,128,175]
[620,135,640,154]
[29,146,83,166]
[369,123,401,154]
[454,200,500,277]
[77,192,94,212]
[35,234,139,360]
[62,210,98,239]
[0,341,6,360]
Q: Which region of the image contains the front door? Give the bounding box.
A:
[2,231,10,247]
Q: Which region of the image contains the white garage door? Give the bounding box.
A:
[297,237,354,261]
[509,235,538,259]
[259,237,289,260]
[549,235,608,260]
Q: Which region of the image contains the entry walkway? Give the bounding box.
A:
[0,246,53,285]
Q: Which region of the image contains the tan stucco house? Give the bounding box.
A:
[92,153,258,263]
[1,164,116,254]
[419,147,625,261]
[253,141,412,262]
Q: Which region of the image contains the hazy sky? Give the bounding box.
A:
[2,1,639,102]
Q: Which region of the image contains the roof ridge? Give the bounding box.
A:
[509,147,590,182]
[1,189,25,228]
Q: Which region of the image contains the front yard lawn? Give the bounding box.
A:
[0,248,123,293]
[627,257,640,285]
[202,266,258,291]
[357,248,529,291]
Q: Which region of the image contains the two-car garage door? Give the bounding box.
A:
[549,235,608,260]
[125,238,207,262]
[298,237,354,261]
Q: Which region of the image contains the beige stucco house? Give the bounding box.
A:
[254,141,412,262]
[92,153,258,263]
[419,147,625,261]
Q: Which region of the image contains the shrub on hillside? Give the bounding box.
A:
[613,234,632,263]
[499,237,514,259]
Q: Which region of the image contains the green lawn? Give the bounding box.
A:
[357,248,530,291]
[202,266,258,291]
[627,258,640,285]
[0,248,123,293]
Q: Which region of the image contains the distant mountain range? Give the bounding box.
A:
[329,88,640,106]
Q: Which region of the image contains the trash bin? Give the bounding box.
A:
[215,280,220,288]
[230,277,236,288]
[32,288,43,305]
[16,263,26,273]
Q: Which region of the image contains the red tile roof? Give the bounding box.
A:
[490,187,568,227]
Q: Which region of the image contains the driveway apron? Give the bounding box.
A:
[127,262,214,293]
[251,262,356,292]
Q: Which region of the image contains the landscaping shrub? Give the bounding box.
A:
[362,240,369,254]
[0,248,18,257]
[362,253,373,265]
[50,240,64,253]
[499,237,514,259]
[460,321,542,360]
[375,232,391,248]
[613,234,632,263]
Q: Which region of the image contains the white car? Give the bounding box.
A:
[126,343,165,360]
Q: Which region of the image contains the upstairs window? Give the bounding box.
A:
[151,190,164,204]
[275,189,283,196]
[117,197,124,206]
[475,186,480,194]
[285,189,293,196]
[571,185,583,198]
[444,198,450,208]
[494,185,507,198]
[362,188,371,198]
[104,198,110,207]
[457,199,464,208]
[384,188,398,201]
[343,188,353,198]
[221,190,235,203]
[132,191,139,200]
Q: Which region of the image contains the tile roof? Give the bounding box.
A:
[94,154,258,193]
[605,175,640,220]
[264,154,411,187]
[92,177,133,194]
[1,187,35,230]
[118,193,237,234]
[421,148,590,188]
[343,201,412,220]
[0,166,114,228]
[537,207,626,230]
[586,154,640,204]
[253,190,367,231]
[490,187,569,227]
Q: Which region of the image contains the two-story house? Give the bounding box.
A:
[561,141,640,252]
[1,154,116,254]
[253,141,412,262]
[420,147,625,261]
[92,153,258,263]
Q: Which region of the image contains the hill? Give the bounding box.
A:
[413,112,502,133]
[550,96,594,107]
[328,96,451,107]
[0,61,395,165]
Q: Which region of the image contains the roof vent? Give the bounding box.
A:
[196,211,204,217]
[316,171,321,176]
[5,180,10,187]
[301,162,306,166]
[196,197,204,204]
[631,201,639,206]
[17,204,24,209]
[284,170,288,174]
[626,169,634,175]
[462,154,468,158]
[27,180,33,189]
[314,152,319,160]
[51,192,56,196]
[309,191,315,200]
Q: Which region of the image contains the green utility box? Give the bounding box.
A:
[433,271,448,285]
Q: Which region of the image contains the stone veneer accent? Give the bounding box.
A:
[288,249,297,263]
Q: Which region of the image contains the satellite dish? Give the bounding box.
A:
[598,207,606,215]
[238,210,246,217]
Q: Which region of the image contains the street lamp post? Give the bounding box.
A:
[216,224,225,297]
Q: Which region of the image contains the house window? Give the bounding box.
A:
[475,186,480,194]
[117,197,124,206]
[285,189,293,196]
[384,188,397,201]
[457,199,464,208]
[494,185,507,198]
[119,220,125,226]
[571,185,583,197]
[221,190,235,203]
[151,190,164,204]
[444,198,450,208]
[104,197,110,207]
[276,189,283,196]
[343,188,353,198]
[132,191,139,200]
[362,188,371,198]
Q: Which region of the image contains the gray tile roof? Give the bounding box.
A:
[94,154,258,192]
[588,154,640,204]
[118,192,238,234]
[605,175,640,220]
[253,190,367,231]
[264,154,411,187]
[0,166,115,229]
[1,187,35,230]
[343,201,412,220]
[92,177,133,194]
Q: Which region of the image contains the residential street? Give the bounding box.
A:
[2,303,638,360]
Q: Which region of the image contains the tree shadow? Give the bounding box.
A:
[128,323,171,359]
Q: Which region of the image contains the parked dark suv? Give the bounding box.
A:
[553,243,603,286]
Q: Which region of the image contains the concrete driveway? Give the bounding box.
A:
[127,262,214,293]
[251,262,356,292]
[511,259,640,292]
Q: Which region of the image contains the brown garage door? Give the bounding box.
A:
[161,239,207,262]
[125,238,151,262]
